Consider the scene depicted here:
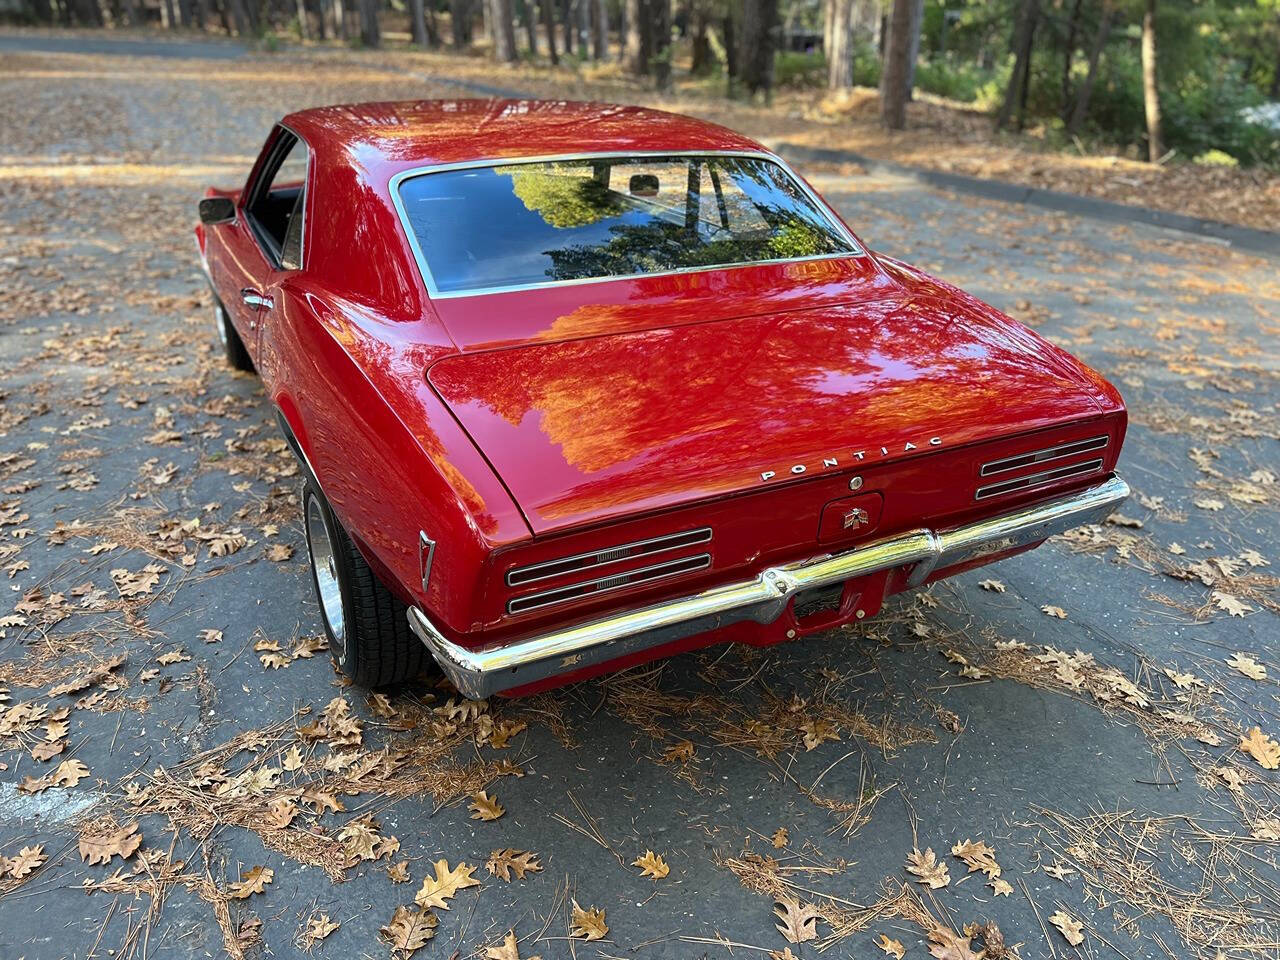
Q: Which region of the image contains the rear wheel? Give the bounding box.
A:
[302,482,427,687]
[214,296,254,372]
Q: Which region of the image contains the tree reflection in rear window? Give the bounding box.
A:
[396,154,858,296]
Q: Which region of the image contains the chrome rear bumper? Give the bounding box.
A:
[408,474,1128,699]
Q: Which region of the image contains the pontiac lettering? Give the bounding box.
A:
[760,437,943,482]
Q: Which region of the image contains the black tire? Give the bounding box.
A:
[214,296,255,372]
[302,482,427,687]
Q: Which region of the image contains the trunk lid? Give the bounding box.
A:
[428,294,1108,535]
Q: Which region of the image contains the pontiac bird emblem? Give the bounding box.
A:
[842,507,870,530]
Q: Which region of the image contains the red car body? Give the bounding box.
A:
[196,99,1128,697]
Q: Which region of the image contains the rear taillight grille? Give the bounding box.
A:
[506,553,711,615]
[975,458,1104,501]
[505,528,712,587]
[979,435,1108,477]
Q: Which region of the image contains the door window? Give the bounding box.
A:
[246,132,308,268]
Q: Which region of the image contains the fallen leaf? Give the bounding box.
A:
[1227,653,1266,680]
[78,822,142,865]
[381,905,437,956]
[415,859,480,909]
[927,924,981,960]
[486,848,542,881]
[1213,592,1252,617]
[773,895,821,944]
[156,647,190,666]
[228,865,273,899]
[388,861,411,883]
[1041,605,1068,619]
[469,791,505,822]
[772,827,789,849]
[200,628,223,643]
[663,739,694,763]
[978,579,1006,592]
[485,930,541,960]
[875,933,906,958]
[301,913,339,947]
[266,543,293,562]
[988,877,1013,896]
[1049,910,1085,946]
[632,850,669,879]
[6,845,46,879]
[906,847,951,888]
[951,838,1000,878]
[1240,727,1280,769]
[799,717,839,751]
[569,900,608,941]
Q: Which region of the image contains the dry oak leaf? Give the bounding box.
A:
[485,930,541,960]
[301,913,339,947]
[415,859,480,909]
[338,820,380,861]
[229,865,273,899]
[774,895,821,944]
[486,848,542,882]
[21,758,90,793]
[79,822,142,865]
[1240,727,1280,770]
[875,933,907,958]
[381,905,437,957]
[927,924,981,960]
[569,900,609,941]
[663,739,695,763]
[633,849,670,879]
[156,647,190,666]
[906,847,951,888]
[469,790,505,822]
[281,744,304,771]
[979,579,1006,592]
[1213,592,1252,617]
[388,861,411,883]
[265,543,293,562]
[772,827,789,849]
[200,628,223,643]
[1227,653,1267,680]
[988,877,1014,896]
[1041,605,1068,619]
[1049,910,1085,947]
[800,718,839,751]
[770,950,800,960]
[951,838,1001,878]
[6,845,46,879]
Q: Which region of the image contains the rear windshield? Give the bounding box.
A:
[396,154,858,295]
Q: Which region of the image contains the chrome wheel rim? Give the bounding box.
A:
[306,497,346,655]
[215,305,228,347]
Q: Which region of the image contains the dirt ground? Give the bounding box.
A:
[0,32,1278,960]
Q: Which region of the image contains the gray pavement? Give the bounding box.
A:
[0,32,1277,960]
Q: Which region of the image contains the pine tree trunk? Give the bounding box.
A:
[452,0,471,46]
[623,0,648,74]
[523,0,538,53]
[1141,0,1163,161]
[592,0,608,59]
[879,0,912,128]
[360,0,380,45]
[826,0,852,89]
[490,0,517,59]
[904,0,923,97]
[651,0,671,88]
[723,9,737,93]
[1059,0,1083,120]
[995,0,1037,130]
[561,0,573,54]
[1065,0,1110,136]
[739,0,778,99]
[541,0,559,63]
[409,0,427,44]
[690,7,711,74]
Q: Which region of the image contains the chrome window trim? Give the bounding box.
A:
[979,435,1109,477]
[387,150,865,300]
[244,122,312,272]
[507,553,712,615]
[506,527,713,587]
[975,458,1105,501]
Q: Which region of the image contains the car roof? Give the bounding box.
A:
[280,99,768,173]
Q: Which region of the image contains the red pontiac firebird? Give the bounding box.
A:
[195,99,1128,698]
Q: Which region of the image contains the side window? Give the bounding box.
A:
[247,133,308,268]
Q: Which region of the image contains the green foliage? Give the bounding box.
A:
[774,50,826,89]
[913,56,997,103]
[1161,71,1279,166]
[260,30,282,52]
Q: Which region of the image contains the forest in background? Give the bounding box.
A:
[6,0,1280,168]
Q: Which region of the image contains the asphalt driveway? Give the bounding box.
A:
[0,32,1277,960]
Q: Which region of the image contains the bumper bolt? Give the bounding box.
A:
[855,609,866,619]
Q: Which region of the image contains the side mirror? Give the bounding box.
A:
[199,196,236,225]
[629,174,659,198]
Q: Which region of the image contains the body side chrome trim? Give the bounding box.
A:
[410,474,1130,698]
[387,150,865,301]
